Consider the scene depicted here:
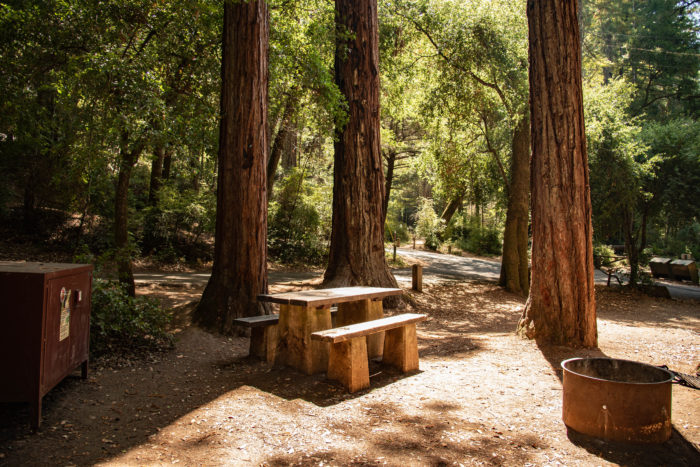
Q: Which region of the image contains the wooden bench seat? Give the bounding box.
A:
[311,313,427,392]
[233,315,280,363]
[234,309,341,364]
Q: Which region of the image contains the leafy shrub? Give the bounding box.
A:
[139,185,216,262]
[593,244,616,267]
[665,222,700,261]
[414,198,444,251]
[385,220,410,244]
[452,214,501,256]
[90,279,173,357]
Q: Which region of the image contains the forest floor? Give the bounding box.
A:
[1,271,699,466]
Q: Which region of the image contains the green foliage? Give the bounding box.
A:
[90,279,173,357]
[582,0,700,119]
[586,78,649,243]
[451,214,502,256]
[592,244,616,268]
[640,119,700,229]
[139,184,216,262]
[384,217,410,244]
[268,168,330,264]
[414,198,444,250]
[659,222,700,261]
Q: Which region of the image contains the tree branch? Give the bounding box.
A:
[400,11,512,115]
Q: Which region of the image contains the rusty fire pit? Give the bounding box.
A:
[561,357,673,443]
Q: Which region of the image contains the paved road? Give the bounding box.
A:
[392,247,700,300]
[134,248,700,300]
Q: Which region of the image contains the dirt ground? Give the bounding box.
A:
[0,279,698,466]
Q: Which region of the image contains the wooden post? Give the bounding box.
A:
[412,264,423,292]
[393,244,397,262]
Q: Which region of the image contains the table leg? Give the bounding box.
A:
[337,299,384,358]
[277,304,331,375]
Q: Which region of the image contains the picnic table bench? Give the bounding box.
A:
[311,313,427,392]
[256,286,403,375]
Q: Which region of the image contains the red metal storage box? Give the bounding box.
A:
[0,262,92,429]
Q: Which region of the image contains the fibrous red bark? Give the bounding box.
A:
[517,0,597,347]
[194,0,271,333]
[323,0,398,293]
[499,116,530,297]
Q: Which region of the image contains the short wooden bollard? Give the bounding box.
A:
[412,264,423,292]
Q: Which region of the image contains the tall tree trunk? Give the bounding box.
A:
[440,194,464,225]
[517,0,596,347]
[323,0,398,295]
[267,95,297,196]
[115,134,143,298]
[499,116,531,297]
[148,146,166,205]
[623,208,640,286]
[162,149,173,179]
[193,0,271,333]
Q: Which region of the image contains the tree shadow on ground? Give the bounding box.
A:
[536,343,700,466]
[595,286,700,332]
[262,397,541,466]
[567,427,700,466]
[0,331,252,466]
[222,357,426,408]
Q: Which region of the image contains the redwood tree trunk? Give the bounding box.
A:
[115,134,142,298]
[194,0,270,333]
[517,0,597,347]
[499,116,530,297]
[323,0,398,293]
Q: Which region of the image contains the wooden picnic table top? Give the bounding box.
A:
[257,286,402,307]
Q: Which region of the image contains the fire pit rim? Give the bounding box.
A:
[561,357,674,386]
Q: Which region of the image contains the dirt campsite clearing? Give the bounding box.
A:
[1,277,698,466]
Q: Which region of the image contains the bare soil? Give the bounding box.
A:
[1,280,698,466]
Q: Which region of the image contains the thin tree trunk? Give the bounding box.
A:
[383,150,396,222]
[267,95,297,196]
[148,146,165,205]
[194,0,271,333]
[499,115,530,296]
[517,0,596,347]
[115,133,143,297]
[324,0,398,297]
[440,194,464,225]
[623,208,639,286]
[162,149,173,179]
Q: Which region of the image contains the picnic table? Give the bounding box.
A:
[257,286,403,375]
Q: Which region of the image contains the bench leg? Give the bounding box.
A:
[250,327,266,359]
[249,324,279,363]
[382,323,419,373]
[337,299,384,359]
[327,337,370,393]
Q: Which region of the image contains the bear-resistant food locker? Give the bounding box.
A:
[0,262,93,429]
